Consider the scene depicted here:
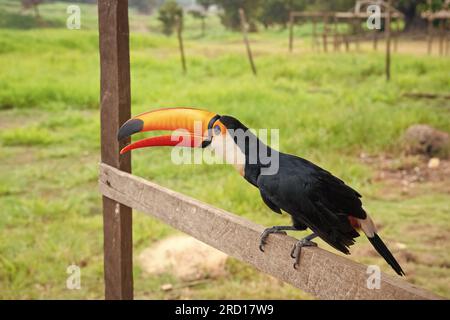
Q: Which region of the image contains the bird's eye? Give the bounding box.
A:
[213,125,221,135]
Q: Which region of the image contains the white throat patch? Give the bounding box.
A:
[209,132,246,176]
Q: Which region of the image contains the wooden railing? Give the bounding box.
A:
[99,163,442,300]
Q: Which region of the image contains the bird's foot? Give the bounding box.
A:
[290,238,317,270]
[259,226,296,252]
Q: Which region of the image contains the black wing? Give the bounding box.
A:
[259,189,282,214]
[257,154,365,254]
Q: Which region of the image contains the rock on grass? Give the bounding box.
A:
[402,124,449,158]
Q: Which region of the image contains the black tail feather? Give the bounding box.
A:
[367,233,405,276]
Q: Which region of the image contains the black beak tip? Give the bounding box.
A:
[117,119,144,141]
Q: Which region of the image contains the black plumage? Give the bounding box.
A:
[220,115,404,275]
[257,154,363,254]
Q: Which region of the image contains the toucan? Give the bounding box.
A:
[118,107,405,276]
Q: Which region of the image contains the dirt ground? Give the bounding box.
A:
[138,235,228,281]
[360,153,450,197]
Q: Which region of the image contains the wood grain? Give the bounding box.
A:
[99,163,443,300]
[98,0,133,300]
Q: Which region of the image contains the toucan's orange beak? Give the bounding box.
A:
[117,107,219,154]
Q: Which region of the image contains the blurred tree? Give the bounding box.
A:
[303,0,353,11]
[190,10,207,36]
[213,0,261,31]
[198,0,214,10]
[129,0,161,14]
[190,0,213,36]
[258,0,307,29]
[430,0,448,10]
[48,0,95,2]
[158,0,183,35]
[396,0,434,30]
[21,0,44,18]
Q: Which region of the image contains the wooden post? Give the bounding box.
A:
[175,15,187,74]
[312,18,318,51]
[439,19,444,56]
[288,12,294,52]
[385,0,392,81]
[373,31,378,51]
[427,0,433,55]
[239,8,257,76]
[201,15,205,37]
[33,3,40,18]
[393,18,400,52]
[445,18,449,55]
[427,16,433,55]
[333,15,338,51]
[344,21,350,52]
[98,0,133,300]
[445,23,450,55]
[322,15,328,52]
[353,18,360,51]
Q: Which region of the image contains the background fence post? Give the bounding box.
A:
[98,0,133,300]
[385,0,392,81]
[176,14,187,74]
[427,17,433,54]
[239,8,257,76]
[289,12,294,52]
[322,15,328,52]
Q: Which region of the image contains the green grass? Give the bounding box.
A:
[0,1,449,299]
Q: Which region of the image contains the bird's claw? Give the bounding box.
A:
[290,247,296,259]
[259,227,287,253]
[259,228,317,271]
[290,239,317,270]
